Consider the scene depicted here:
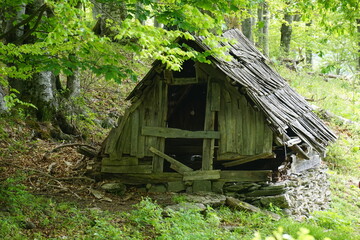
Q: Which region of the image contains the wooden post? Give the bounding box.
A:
[202,78,216,170]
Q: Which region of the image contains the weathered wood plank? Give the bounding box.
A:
[202,78,216,170]
[183,170,221,181]
[149,147,193,173]
[172,77,198,85]
[122,119,132,155]
[217,153,248,161]
[115,173,183,184]
[211,82,221,111]
[101,165,153,174]
[224,90,235,153]
[223,152,275,167]
[220,170,272,182]
[142,126,220,139]
[151,78,166,172]
[218,87,227,155]
[102,157,139,166]
[137,105,145,158]
[130,109,139,156]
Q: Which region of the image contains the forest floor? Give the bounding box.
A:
[1,67,360,239]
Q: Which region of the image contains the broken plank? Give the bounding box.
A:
[142,126,220,139]
[223,152,275,168]
[101,165,152,174]
[220,170,272,182]
[149,147,193,173]
[183,170,220,181]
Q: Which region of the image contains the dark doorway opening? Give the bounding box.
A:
[165,83,207,171]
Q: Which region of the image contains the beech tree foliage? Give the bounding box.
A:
[0,0,358,126]
[0,0,243,122]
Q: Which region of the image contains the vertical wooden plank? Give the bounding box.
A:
[122,118,132,154]
[137,105,145,158]
[144,83,156,156]
[235,95,245,154]
[247,103,256,155]
[224,90,234,153]
[262,124,273,153]
[241,100,251,155]
[211,82,220,111]
[218,87,227,155]
[130,109,139,156]
[202,78,216,170]
[255,111,265,154]
[152,79,166,173]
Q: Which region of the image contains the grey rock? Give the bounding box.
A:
[148,184,167,193]
[101,183,126,194]
[164,202,206,212]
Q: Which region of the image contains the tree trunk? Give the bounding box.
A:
[31,71,58,121]
[92,1,127,37]
[241,8,254,42]
[357,19,360,71]
[0,84,7,113]
[66,69,81,99]
[305,22,312,67]
[257,5,264,49]
[280,13,293,55]
[262,2,269,57]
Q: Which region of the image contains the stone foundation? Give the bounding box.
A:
[223,165,330,218]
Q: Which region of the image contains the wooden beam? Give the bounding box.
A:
[149,147,193,174]
[101,165,152,174]
[183,170,221,181]
[202,78,216,170]
[211,82,221,111]
[223,152,275,168]
[171,77,198,85]
[102,157,138,166]
[217,153,248,161]
[220,170,272,182]
[114,173,183,184]
[142,126,220,139]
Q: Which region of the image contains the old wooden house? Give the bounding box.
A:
[99,29,336,193]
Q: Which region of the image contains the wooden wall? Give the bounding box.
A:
[102,76,168,173]
[102,63,273,174]
[217,79,273,160]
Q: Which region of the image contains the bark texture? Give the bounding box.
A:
[241,9,253,42]
[257,2,269,57]
[0,84,7,113]
[280,13,293,55]
[32,71,58,121]
[66,69,81,99]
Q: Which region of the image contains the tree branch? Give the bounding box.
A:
[0,4,47,41]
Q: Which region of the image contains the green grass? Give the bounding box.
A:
[1,178,359,240]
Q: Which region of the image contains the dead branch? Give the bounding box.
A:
[43,143,97,160]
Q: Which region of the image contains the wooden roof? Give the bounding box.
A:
[128,28,337,154]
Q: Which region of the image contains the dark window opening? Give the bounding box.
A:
[173,59,196,78]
